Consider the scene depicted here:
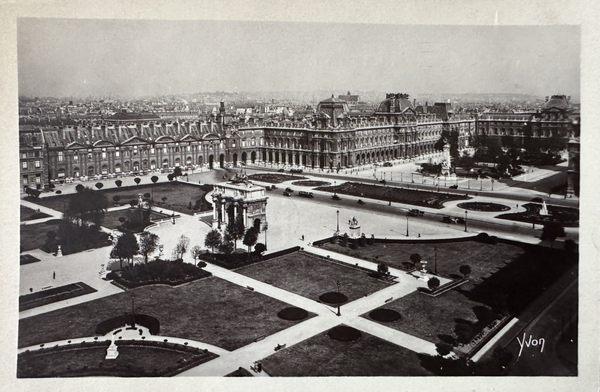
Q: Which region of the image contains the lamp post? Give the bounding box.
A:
[130,293,136,327]
[406,213,409,237]
[464,210,468,232]
[336,210,340,234]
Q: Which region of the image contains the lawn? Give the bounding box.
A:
[32,182,213,216]
[20,254,41,265]
[247,173,306,183]
[236,251,393,303]
[318,238,525,284]
[19,282,97,312]
[100,208,172,231]
[20,219,111,255]
[20,220,61,252]
[20,205,50,221]
[19,276,313,351]
[17,341,217,377]
[362,290,494,343]
[497,203,579,227]
[315,182,469,208]
[260,325,433,376]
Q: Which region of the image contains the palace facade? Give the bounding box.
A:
[20,93,576,191]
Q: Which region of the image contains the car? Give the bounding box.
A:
[357,199,365,205]
[449,184,458,189]
[298,191,314,198]
[290,168,303,174]
[379,179,387,185]
[283,191,291,197]
[270,184,277,190]
[285,187,294,193]
[331,194,341,200]
[408,209,425,216]
[383,162,393,167]
[277,168,285,172]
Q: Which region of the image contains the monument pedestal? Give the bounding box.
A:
[105,342,119,360]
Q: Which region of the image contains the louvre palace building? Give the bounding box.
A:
[19,93,576,191]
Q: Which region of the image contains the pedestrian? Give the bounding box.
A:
[52,271,56,280]
[301,235,305,241]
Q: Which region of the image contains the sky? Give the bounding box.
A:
[17,18,580,98]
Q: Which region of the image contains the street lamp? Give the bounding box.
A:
[406,213,409,237]
[336,210,340,234]
[464,210,468,232]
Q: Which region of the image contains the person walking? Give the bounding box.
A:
[52,271,56,280]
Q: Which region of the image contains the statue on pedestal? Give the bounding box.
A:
[348,216,361,238]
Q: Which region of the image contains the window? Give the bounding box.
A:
[22,161,27,169]
[102,152,107,159]
[21,153,26,159]
[150,148,155,154]
[35,174,41,184]
[34,151,40,158]
[22,175,28,185]
[163,147,167,153]
[115,151,120,157]
[74,155,78,161]
[34,160,40,168]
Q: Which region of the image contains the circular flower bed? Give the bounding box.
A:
[318,292,348,305]
[291,180,331,187]
[277,307,309,321]
[368,308,401,322]
[327,325,362,342]
[457,202,510,212]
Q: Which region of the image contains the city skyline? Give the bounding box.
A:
[18,18,580,99]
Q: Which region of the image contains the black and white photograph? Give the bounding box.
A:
[1,0,598,390]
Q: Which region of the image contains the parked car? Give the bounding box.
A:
[283,190,291,197]
[270,185,277,190]
[285,187,294,193]
[331,193,341,201]
[408,209,425,216]
[383,162,393,167]
[298,191,314,198]
[277,168,285,172]
[290,168,303,174]
[449,184,458,189]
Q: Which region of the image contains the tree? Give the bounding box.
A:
[409,253,422,268]
[173,167,183,178]
[111,231,139,269]
[24,187,40,200]
[377,262,389,276]
[191,245,203,266]
[436,342,453,357]
[115,180,122,189]
[95,182,104,190]
[75,184,85,193]
[150,175,159,200]
[167,173,174,182]
[427,277,440,291]
[218,240,234,254]
[254,242,266,255]
[65,186,108,226]
[226,215,245,249]
[134,177,141,186]
[540,222,566,247]
[204,230,222,253]
[138,231,159,263]
[243,227,259,254]
[172,234,190,260]
[459,265,472,278]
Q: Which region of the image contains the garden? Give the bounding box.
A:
[32,182,213,216]
[108,259,212,289]
[18,276,313,351]
[101,208,173,232]
[17,340,217,377]
[497,202,579,227]
[236,250,393,303]
[260,326,433,376]
[247,173,306,183]
[315,182,469,208]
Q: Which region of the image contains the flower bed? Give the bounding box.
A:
[291,180,331,187]
[108,259,211,289]
[19,282,97,311]
[457,202,510,212]
[496,203,579,227]
[247,173,306,183]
